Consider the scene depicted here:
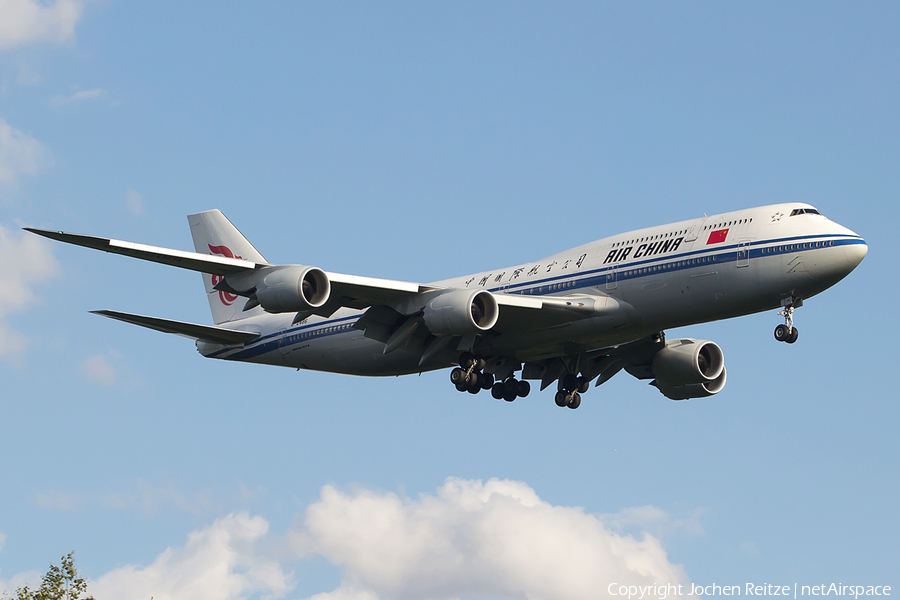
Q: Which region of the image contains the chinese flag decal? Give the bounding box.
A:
[707,228,729,245]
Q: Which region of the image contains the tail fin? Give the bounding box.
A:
[188,210,268,324]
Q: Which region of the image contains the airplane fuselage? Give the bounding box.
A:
[197,202,867,378]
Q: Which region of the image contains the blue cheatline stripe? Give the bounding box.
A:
[209,234,865,361]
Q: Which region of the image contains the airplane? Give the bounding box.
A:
[26,202,866,409]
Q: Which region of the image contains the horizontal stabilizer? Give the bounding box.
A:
[90,310,260,344]
[25,228,260,276]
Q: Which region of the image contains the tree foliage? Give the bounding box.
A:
[3,552,95,600]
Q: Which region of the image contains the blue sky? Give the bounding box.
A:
[1,2,898,599]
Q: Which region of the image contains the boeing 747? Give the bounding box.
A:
[27,203,866,409]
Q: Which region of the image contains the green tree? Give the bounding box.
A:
[4,552,95,600]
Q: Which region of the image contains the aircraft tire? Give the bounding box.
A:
[480,372,494,390]
[576,376,590,393]
[787,327,799,344]
[468,383,481,394]
[567,393,582,409]
[503,390,517,402]
[562,373,578,391]
[491,383,505,400]
[450,367,466,385]
[459,352,475,369]
[455,383,468,392]
[516,380,531,397]
[774,324,790,342]
[555,391,568,407]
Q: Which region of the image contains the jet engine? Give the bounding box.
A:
[651,338,727,400]
[654,367,727,400]
[423,289,499,336]
[254,266,331,313]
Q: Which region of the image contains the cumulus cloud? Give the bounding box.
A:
[0,0,84,51]
[80,351,116,385]
[126,188,145,216]
[90,512,294,600]
[0,223,59,357]
[292,477,693,600]
[0,118,49,184]
[11,479,697,600]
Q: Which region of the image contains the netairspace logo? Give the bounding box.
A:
[608,583,892,600]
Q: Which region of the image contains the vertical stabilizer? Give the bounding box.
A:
[188,210,268,325]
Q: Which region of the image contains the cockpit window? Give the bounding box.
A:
[790,208,824,217]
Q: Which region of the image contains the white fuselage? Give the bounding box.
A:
[197,203,867,376]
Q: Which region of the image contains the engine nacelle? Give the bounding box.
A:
[651,338,725,386]
[255,266,330,313]
[655,367,727,400]
[423,289,499,336]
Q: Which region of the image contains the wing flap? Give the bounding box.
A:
[25,228,259,276]
[90,310,260,344]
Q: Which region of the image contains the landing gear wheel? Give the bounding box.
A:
[455,383,468,392]
[458,352,475,369]
[567,392,582,409]
[479,372,494,390]
[467,382,482,394]
[562,373,578,391]
[786,327,799,344]
[555,391,568,407]
[491,383,505,400]
[774,324,790,342]
[576,376,590,394]
[503,390,517,402]
[516,380,531,397]
[450,368,467,385]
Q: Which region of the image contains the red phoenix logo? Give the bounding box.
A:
[208,244,242,305]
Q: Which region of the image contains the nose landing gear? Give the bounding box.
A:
[774,297,802,344]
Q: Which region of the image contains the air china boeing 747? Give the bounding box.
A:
[28,203,866,409]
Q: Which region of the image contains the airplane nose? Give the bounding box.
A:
[843,239,868,271]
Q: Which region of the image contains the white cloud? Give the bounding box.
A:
[292,477,693,600]
[126,188,145,216]
[0,0,84,51]
[0,118,49,184]
[0,223,59,357]
[50,88,103,106]
[90,512,294,600]
[10,479,699,600]
[81,352,116,385]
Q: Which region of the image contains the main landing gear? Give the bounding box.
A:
[774,297,802,344]
[449,352,530,402]
[554,373,590,410]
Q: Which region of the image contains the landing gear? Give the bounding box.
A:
[555,372,589,409]
[555,390,581,409]
[774,297,802,344]
[491,377,530,402]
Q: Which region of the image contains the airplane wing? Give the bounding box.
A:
[24,229,259,275]
[91,310,260,344]
[26,227,625,337]
[25,227,440,310]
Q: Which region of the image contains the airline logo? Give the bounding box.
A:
[707,229,729,245]
[208,244,241,305]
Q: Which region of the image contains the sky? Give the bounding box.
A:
[1,2,898,599]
